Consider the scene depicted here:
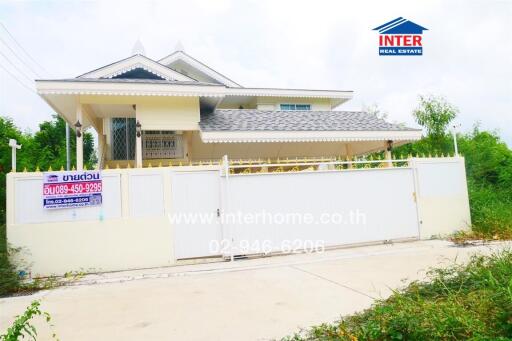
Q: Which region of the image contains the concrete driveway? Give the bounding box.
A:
[0,240,508,341]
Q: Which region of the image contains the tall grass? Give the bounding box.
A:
[468,183,512,237]
[283,249,512,340]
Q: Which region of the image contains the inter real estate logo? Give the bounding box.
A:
[373,17,428,56]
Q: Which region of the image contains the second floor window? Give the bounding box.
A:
[280,104,311,111]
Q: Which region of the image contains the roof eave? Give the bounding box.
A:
[199,130,423,143]
[35,80,352,101]
[35,79,227,97]
[225,87,354,100]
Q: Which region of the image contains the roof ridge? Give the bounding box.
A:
[159,50,242,87]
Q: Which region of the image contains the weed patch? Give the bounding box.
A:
[283,249,512,341]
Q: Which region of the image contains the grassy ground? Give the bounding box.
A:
[451,185,512,245]
[283,249,512,341]
[468,185,512,236]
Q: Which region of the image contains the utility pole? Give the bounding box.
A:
[8,139,21,172]
[452,123,461,156]
[66,122,70,170]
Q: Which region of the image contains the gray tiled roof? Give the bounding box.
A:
[200,109,419,132]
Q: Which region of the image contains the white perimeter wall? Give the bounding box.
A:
[6,158,470,276]
[6,166,218,276]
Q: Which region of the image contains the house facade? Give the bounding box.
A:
[35,45,422,169]
[4,44,471,276]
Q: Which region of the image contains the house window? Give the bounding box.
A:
[280,104,311,111]
[111,118,136,160]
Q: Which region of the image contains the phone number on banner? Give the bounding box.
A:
[43,181,102,196]
[43,194,102,209]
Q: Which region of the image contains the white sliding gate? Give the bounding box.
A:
[170,161,422,259]
[223,167,419,256]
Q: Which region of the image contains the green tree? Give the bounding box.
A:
[28,116,96,171]
[0,117,31,222]
[413,95,458,151]
[458,126,512,187]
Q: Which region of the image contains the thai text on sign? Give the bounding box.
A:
[43,171,102,209]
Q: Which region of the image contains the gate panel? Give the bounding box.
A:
[413,157,471,238]
[225,168,419,254]
[170,171,222,259]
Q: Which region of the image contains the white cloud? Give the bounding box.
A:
[0,0,510,145]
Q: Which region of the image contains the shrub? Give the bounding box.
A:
[468,183,512,237]
[0,300,58,341]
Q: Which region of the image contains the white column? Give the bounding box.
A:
[76,104,84,170]
[136,132,142,168]
[184,131,192,162]
[384,140,393,168]
[135,108,142,168]
[345,143,353,169]
[97,132,106,169]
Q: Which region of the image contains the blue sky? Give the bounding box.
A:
[0,0,510,146]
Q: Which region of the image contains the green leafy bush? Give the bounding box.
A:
[283,249,512,341]
[461,128,512,239]
[0,300,58,341]
[468,183,512,237]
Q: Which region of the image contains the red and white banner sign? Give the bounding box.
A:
[43,171,102,209]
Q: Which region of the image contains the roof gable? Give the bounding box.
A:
[373,17,428,34]
[159,51,242,88]
[78,54,195,82]
[112,68,166,80]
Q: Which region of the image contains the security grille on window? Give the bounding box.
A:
[111,118,136,160]
[280,104,311,111]
[142,131,184,159]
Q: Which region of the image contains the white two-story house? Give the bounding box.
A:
[35,44,421,169]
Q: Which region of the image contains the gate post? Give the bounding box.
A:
[409,157,423,239]
[221,155,234,262]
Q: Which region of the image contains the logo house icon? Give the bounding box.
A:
[373,17,428,56]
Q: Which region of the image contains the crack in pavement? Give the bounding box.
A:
[67,244,436,287]
[289,264,377,300]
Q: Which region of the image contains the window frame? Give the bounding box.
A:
[279,103,311,111]
[111,117,136,160]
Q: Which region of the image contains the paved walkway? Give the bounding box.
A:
[0,240,509,341]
